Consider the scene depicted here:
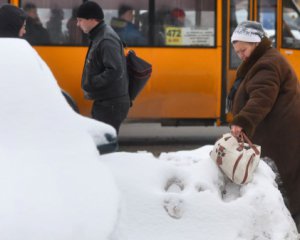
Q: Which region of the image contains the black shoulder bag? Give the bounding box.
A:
[126,50,152,101]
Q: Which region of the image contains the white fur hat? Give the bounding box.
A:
[231,21,266,43]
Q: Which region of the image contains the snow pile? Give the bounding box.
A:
[102,146,298,240]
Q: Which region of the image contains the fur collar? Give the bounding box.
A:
[236,38,272,78]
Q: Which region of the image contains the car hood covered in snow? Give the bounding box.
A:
[0,38,119,240]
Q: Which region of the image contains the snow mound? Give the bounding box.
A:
[102,146,298,240]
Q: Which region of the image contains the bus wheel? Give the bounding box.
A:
[61,89,80,113]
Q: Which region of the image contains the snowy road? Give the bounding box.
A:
[118,123,228,155]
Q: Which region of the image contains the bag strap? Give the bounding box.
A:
[241,132,260,155]
[122,41,136,56]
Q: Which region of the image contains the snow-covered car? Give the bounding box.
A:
[0,38,119,240]
[3,38,117,154]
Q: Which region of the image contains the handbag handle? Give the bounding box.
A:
[240,132,260,155]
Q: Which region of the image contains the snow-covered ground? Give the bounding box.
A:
[0,38,298,240]
[102,147,298,240]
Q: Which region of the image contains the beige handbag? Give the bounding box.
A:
[210,132,261,185]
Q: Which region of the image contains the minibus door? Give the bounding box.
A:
[223,0,253,123]
[256,0,277,46]
[279,0,300,79]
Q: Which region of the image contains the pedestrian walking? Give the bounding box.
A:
[228,20,300,231]
[76,1,130,134]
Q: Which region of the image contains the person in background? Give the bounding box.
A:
[76,1,130,134]
[67,6,87,45]
[168,8,186,27]
[0,4,26,38]
[46,7,65,44]
[110,4,146,46]
[23,3,50,45]
[228,20,300,231]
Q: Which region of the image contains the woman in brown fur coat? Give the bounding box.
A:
[228,21,300,229]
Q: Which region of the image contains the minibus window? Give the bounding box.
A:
[258,0,277,47]
[21,0,80,45]
[282,0,300,49]
[107,1,149,46]
[154,0,216,47]
[0,0,10,6]
[229,0,249,69]
[20,0,149,46]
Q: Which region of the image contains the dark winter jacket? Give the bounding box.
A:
[231,38,300,215]
[81,21,129,101]
[0,4,26,38]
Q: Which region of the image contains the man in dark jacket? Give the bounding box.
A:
[77,1,130,134]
